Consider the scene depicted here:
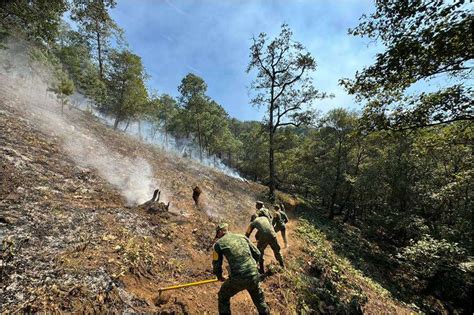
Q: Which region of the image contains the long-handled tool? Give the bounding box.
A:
[158,278,219,292]
[156,278,219,305]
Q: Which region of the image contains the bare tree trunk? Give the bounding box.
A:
[150,127,157,140]
[329,138,342,219]
[114,83,126,130]
[96,19,104,79]
[138,120,142,140]
[197,120,203,161]
[123,119,130,132]
[269,128,276,200]
[113,116,121,130]
[343,143,363,222]
[268,79,276,201]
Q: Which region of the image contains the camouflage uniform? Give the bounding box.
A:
[246,217,284,274]
[256,207,273,224]
[273,209,289,248]
[213,231,269,314]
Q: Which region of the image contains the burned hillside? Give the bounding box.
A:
[0,68,273,312]
[0,66,419,313]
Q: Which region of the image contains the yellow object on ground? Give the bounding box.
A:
[158,278,218,292]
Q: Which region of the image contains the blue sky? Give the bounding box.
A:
[109,0,382,121]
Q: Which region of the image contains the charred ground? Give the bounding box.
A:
[0,73,415,313]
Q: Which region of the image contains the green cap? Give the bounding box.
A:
[215,223,228,233]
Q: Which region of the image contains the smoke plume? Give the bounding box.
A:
[0,41,160,205]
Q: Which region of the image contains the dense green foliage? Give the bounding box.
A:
[54,25,105,104]
[1,0,471,312]
[70,0,122,79]
[340,0,473,130]
[151,73,241,162]
[0,0,68,44]
[102,50,148,129]
[146,93,178,147]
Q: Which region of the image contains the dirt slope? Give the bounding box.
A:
[0,71,415,314]
[0,72,285,313]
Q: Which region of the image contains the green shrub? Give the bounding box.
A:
[398,235,465,279]
[398,234,471,312]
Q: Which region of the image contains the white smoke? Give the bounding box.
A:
[72,100,244,180]
[0,41,161,205]
[61,129,160,205]
[118,120,244,180]
[65,77,244,181]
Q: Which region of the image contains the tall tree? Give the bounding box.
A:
[235,122,268,181]
[103,50,148,129]
[201,101,231,156]
[54,25,105,105]
[247,23,328,199]
[177,73,209,161]
[341,0,473,130]
[147,93,179,146]
[54,72,75,114]
[319,109,359,219]
[70,0,123,79]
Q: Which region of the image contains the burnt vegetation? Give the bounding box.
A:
[136,189,170,213]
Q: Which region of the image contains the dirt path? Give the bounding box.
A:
[142,217,304,314]
[226,219,303,312]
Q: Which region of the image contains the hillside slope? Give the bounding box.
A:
[0,71,415,313]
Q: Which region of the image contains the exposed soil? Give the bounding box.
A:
[0,72,287,313]
[0,71,415,314]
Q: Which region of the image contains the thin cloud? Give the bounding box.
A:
[186,65,202,75]
[160,34,174,42]
[164,0,189,16]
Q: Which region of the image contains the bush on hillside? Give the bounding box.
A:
[398,234,471,313]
